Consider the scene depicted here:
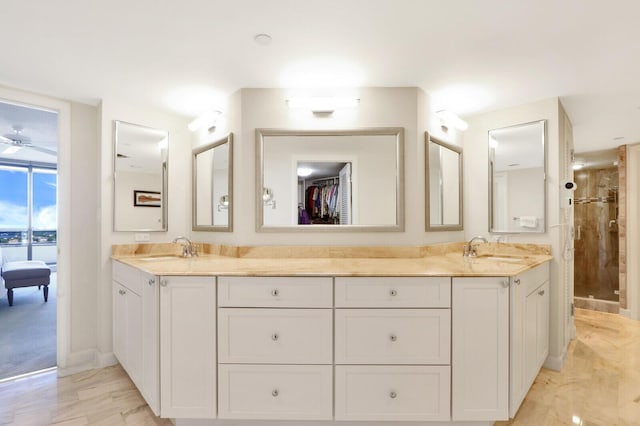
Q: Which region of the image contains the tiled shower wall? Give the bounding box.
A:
[574,166,619,302]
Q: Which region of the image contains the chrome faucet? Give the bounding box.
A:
[463,236,488,257]
[172,236,197,257]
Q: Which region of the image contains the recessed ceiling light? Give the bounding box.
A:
[613,136,625,141]
[297,167,313,177]
[254,33,272,46]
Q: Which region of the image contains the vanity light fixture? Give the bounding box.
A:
[297,167,313,177]
[263,187,276,209]
[286,97,360,114]
[188,109,222,132]
[435,110,469,131]
[572,163,584,170]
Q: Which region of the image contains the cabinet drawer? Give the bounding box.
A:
[335,309,450,364]
[218,364,332,420]
[335,276,450,307]
[335,365,450,421]
[218,276,332,307]
[112,261,143,294]
[518,262,550,294]
[218,308,332,364]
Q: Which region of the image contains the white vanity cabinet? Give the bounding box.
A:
[112,261,158,414]
[510,262,550,417]
[217,276,333,420]
[159,276,217,419]
[334,277,451,421]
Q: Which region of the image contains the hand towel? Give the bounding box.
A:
[519,216,538,228]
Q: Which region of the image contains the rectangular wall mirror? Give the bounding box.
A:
[489,120,546,233]
[425,132,463,231]
[256,128,404,232]
[113,120,168,232]
[192,133,233,231]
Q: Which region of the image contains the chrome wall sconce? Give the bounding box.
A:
[217,194,229,211]
[263,187,276,209]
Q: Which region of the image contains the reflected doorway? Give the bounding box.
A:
[297,161,352,225]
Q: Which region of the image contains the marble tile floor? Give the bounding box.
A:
[497,308,640,425]
[0,308,638,425]
[0,365,172,425]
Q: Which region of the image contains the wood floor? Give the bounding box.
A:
[0,308,639,425]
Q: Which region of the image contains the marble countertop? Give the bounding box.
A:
[112,243,552,277]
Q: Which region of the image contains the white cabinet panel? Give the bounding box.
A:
[218,276,332,307]
[218,364,332,420]
[218,308,332,364]
[335,365,450,421]
[140,271,159,416]
[335,276,450,307]
[335,309,450,365]
[452,277,509,421]
[112,282,127,368]
[160,276,216,419]
[112,280,142,387]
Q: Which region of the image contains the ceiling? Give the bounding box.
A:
[1,0,640,154]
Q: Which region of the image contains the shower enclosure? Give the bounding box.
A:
[573,166,619,311]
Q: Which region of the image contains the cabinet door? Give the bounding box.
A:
[537,281,550,367]
[141,272,159,416]
[452,277,509,421]
[112,282,127,367]
[160,276,216,419]
[126,288,143,388]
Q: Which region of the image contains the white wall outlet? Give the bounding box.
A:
[135,233,150,242]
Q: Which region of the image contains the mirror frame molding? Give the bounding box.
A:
[113,120,168,232]
[425,132,463,232]
[192,133,234,232]
[488,119,547,234]
[255,127,405,232]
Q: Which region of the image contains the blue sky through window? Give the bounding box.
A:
[0,167,57,230]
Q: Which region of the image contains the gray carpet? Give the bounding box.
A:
[0,272,56,380]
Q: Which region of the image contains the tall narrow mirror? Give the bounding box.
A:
[113,120,168,232]
[489,120,546,233]
[425,132,463,231]
[256,128,404,232]
[192,133,233,231]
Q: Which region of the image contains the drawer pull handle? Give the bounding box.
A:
[148,278,155,286]
[538,289,545,296]
[514,278,521,285]
[390,289,397,297]
[271,289,280,297]
[119,289,126,295]
[272,333,279,342]
[272,389,279,397]
[389,391,397,399]
[390,334,397,342]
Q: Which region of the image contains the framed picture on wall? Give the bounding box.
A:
[134,190,161,207]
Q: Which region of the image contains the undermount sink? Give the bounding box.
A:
[475,255,526,263]
[138,255,183,262]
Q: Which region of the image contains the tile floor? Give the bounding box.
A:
[0,308,638,425]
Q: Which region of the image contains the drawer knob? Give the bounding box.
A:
[272,388,279,397]
[160,280,168,287]
[148,278,155,286]
[119,289,126,295]
[514,278,521,285]
[389,391,397,399]
[271,289,280,297]
[538,289,545,296]
[390,289,397,297]
[272,333,279,342]
[390,334,397,342]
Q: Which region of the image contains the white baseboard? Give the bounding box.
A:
[175,421,491,426]
[56,349,117,377]
[620,308,632,319]
[543,349,567,371]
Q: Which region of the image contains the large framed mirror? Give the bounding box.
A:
[192,133,233,231]
[256,128,404,232]
[113,120,168,232]
[489,120,546,233]
[425,132,463,231]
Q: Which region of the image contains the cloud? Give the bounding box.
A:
[0,201,28,228]
[33,205,57,230]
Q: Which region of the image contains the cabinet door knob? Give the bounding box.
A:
[119,289,126,295]
[389,391,397,399]
[390,334,397,342]
[160,280,168,287]
[501,280,509,288]
[538,289,545,296]
[272,388,279,397]
[148,278,155,286]
[514,278,521,285]
[272,333,279,342]
[390,289,397,297]
[271,289,280,297]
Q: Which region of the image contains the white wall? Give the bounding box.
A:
[465,97,574,370]
[98,99,190,361]
[113,171,163,230]
[192,87,465,245]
